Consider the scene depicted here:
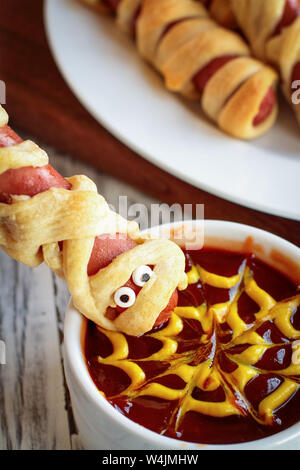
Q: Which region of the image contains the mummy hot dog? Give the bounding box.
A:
[0,105,187,336]
[80,0,279,139]
[231,0,300,126]
[199,0,237,29]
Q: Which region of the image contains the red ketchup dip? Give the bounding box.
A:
[85,248,300,445]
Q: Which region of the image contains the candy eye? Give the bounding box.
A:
[132,265,153,287]
[114,287,136,308]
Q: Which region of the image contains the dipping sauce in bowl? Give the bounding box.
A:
[84,247,300,445]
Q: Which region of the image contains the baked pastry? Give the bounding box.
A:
[79,0,279,139]
[0,105,187,336]
[231,0,300,125]
[230,0,299,59]
[267,17,300,126]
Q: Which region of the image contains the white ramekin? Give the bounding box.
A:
[64,220,300,450]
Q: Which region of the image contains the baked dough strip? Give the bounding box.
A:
[79,0,279,139]
[230,0,300,126]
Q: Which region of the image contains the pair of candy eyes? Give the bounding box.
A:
[114,265,153,308]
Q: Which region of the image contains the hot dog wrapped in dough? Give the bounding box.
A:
[0,105,187,336]
[231,0,300,126]
[199,0,237,29]
[79,0,279,139]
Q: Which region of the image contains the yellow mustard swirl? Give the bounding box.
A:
[95,260,300,427]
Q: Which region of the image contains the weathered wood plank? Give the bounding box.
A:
[0,254,71,449]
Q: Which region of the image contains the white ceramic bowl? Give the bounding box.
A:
[64,220,300,450]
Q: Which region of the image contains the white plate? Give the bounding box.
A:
[45,0,300,221]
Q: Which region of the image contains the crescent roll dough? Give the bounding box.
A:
[0,106,187,336]
[230,0,300,126]
[231,0,286,60]
[79,0,279,139]
[266,17,300,126]
[199,0,237,29]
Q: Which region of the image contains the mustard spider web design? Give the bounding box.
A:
[91,256,300,433]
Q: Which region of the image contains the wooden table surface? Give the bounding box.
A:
[0,0,299,450]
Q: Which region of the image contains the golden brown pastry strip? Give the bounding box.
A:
[0,105,187,336]
[137,0,278,139]
[267,17,300,126]
[79,0,279,139]
[231,0,286,60]
[230,0,300,126]
[198,0,237,29]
